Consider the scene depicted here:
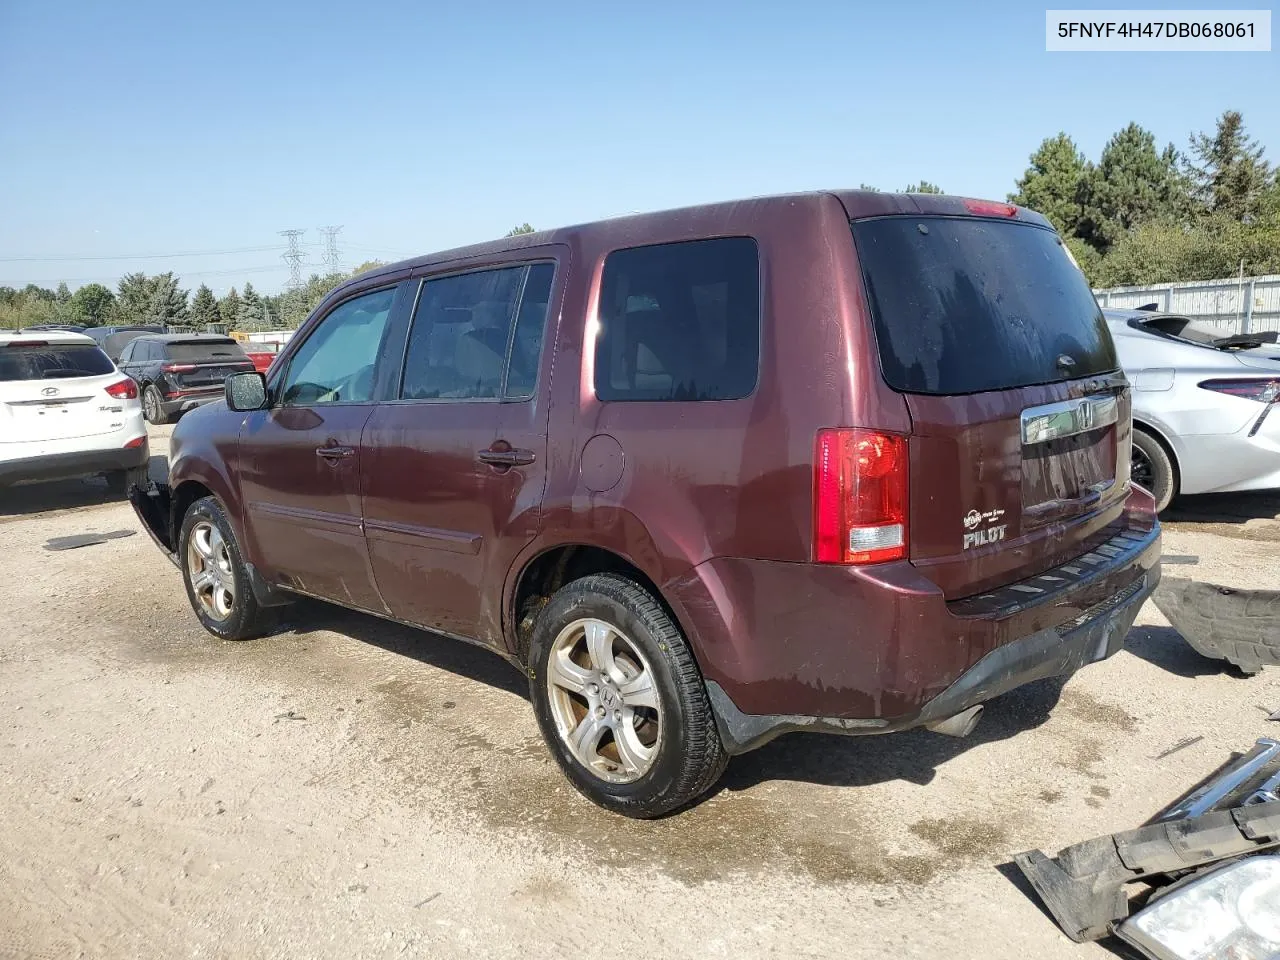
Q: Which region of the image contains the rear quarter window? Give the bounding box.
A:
[594,237,760,402]
[853,217,1117,395]
[0,343,115,381]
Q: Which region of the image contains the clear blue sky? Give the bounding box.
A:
[1,0,1275,295]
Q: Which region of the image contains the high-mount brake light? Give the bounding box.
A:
[963,199,1018,217]
[813,429,908,565]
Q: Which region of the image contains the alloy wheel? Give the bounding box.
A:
[186,520,236,621]
[545,618,662,784]
[1131,443,1154,491]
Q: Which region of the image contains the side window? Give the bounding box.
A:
[594,237,760,402]
[118,342,134,363]
[279,288,396,406]
[400,263,553,401]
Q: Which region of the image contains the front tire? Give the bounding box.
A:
[1131,429,1176,512]
[178,496,274,641]
[528,573,727,818]
[142,384,171,425]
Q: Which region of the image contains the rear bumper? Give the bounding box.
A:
[160,390,222,417]
[0,442,149,486]
[668,497,1161,754]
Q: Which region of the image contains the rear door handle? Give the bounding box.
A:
[477,448,536,467]
[316,444,355,462]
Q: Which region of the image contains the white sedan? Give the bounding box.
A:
[0,330,149,493]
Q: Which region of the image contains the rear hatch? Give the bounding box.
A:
[0,341,124,443]
[163,339,255,391]
[852,210,1130,600]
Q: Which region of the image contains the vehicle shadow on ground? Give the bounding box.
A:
[277,597,530,700]
[0,455,169,518]
[270,594,1072,793]
[1164,491,1280,525]
[719,676,1069,792]
[1123,624,1248,679]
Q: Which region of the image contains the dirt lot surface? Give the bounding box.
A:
[3,423,1279,959]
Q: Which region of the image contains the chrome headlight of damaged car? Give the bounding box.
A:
[1118,854,1280,960]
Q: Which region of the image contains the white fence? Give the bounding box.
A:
[1093,274,1280,336]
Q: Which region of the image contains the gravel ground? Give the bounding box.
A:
[2,424,1278,959]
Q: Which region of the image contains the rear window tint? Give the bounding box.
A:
[595,237,760,402]
[0,343,115,381]
[164,340,246,362]
[852,217,1117,395]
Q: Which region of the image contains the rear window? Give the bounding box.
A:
[852,217,1117,396]
[595,237,760,402]
[164,340,246,362]
[0,343,115,381]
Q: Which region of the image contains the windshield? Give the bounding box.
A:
[853,216,1117,395]
[0,343,116,381]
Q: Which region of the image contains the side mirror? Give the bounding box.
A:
[225,372,268,411]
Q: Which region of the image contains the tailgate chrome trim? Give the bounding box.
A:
[1021,395,1118,444]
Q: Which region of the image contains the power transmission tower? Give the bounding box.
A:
[319,225,344,275]
[279,229,306,291]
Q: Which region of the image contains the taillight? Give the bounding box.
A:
[123,436,146,450]
[105,378,139,400]
[1198,378,1280,403]
[814,429,908,564]
[962,199,1018,218]
[162,362,197,373]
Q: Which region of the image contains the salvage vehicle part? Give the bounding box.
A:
[1015,739,1280,945]
[1116,854,1280,960]
[1154,577,1280,674]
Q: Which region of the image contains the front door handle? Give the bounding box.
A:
[316,444,355,462]
[477,447,536,467]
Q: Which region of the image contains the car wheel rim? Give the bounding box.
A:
[546,618,662,784]
[145,390,157,420]
[186,520,236,622]
[1131,444,1154,491]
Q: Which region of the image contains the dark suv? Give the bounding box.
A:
[118,334,255,424]
[131,191,1161,817]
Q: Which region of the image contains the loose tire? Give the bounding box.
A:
[178,496,274,641]
[528,573,727,818]
[1131,429,1176,513]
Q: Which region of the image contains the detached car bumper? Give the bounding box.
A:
[0,442,149,487]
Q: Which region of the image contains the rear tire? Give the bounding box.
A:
[178,496,275,641]
[143,384,171,425]
[1131,429,1176,512]
[528,573,727,818]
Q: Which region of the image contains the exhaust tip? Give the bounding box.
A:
[927,704,984,739]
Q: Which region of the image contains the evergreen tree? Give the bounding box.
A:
[190,284,220,329]
[1009,134,1094,238]
[237,282,266,328]
[115,272,157,325]
[219,287,242,326]
[504,223,536,237]
[1088,123,1188,247]
[1186,110,1274,221]
[147,273,189,327]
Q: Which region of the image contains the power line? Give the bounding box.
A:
[278,229,306,291]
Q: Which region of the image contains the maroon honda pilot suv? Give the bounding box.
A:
[131,191,1161,817]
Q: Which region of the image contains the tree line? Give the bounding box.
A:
[0,261,386,332]
[3,109,1274,332]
